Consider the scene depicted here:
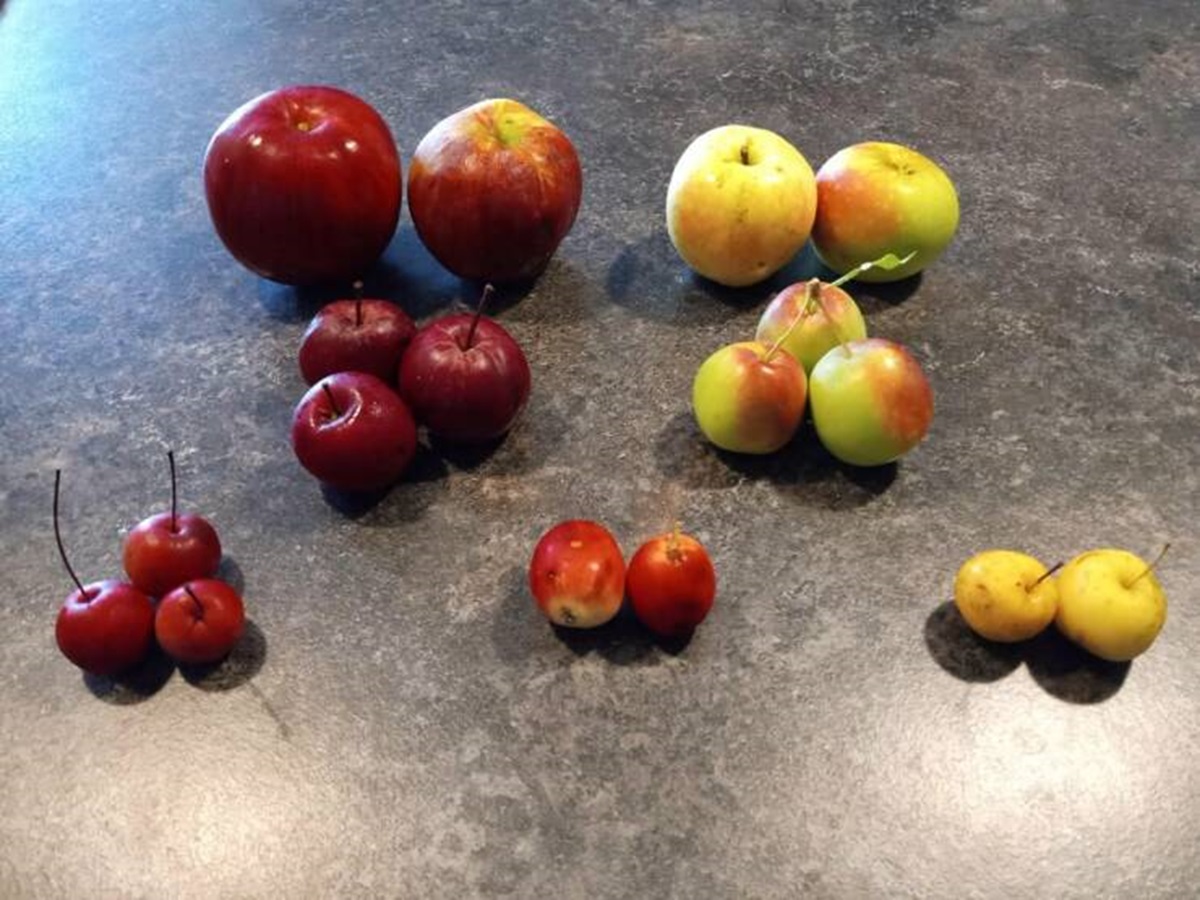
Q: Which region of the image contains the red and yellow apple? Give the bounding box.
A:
[754,278,867,376]
[1056,548,1167,662]
[666,125,817,287]
[808,338,933,466]
[407,98,582,283]
[692,341,807,454]
[811,142,959,283]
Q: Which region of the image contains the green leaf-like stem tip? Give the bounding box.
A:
[828,250,918,289]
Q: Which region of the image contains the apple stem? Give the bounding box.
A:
[464,283,495,350]
[353,279,364,299]
[763,279,820,363]
[321,381,342,417]
[184,584,206,621]
[740,143,751,165]
[1130,543,1171,586]
[666,521,684,563]
[168,450,178,533]
[804,280,855,356]
[53,470,88,598]
[1033,560,1064,587]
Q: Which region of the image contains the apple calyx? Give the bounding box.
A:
[53,469,89,600]
[183,584,206,621]
[1032,560,1064,587]
[1130,543,1171,586]
[462,283,496,351]
[321,382,343,418]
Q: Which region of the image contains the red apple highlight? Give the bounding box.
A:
[407,98,582,283]
[204,85,402,285]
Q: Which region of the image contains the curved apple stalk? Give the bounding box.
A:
[762,250,916,363]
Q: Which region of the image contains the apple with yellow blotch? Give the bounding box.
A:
[1055,548,1168,662]
[666,125,817,287]
[812,142,959,283]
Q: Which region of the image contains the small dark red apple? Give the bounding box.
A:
[156,579,246,665]
[123,451,222,597]
[298,294,416,385]
[407,97,582,282]
[397,287,531,443]
[290,371,418,492]
[204,84,403,285]
[52,471,154,676]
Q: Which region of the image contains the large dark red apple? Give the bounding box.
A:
[397,290,531,443]
[290,371,418,492]
[204,85,402,285]
[298,296,416,385]
[407,98,582,283]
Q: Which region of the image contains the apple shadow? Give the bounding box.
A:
[319,442,450,523]
[924,603,1130,703]
[217,555,245,595]
[84,643,175,705]
[850,271,924,314]
[179,620,268,691]
[654,411,897,509]
[605,233,830,325]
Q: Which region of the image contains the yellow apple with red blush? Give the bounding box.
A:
[812,142,959,283]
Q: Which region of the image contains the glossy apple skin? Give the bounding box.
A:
[55,580,155,676]
[290,372,418,492]
[529,520,626,629]
[156,579,246,665]
[809,338,933,466]
[204,85,403,285]
[122,511,222,598]
[627,532,717,638]
[407,98,582,282]
[755,280,867,376]
[1056,549,1167,662]
[954,550,1059,642]
[666,125,817,287]
[398,313,531,443]
[812,142,959,283]
[692,341,807,454]
[299,298,416,385]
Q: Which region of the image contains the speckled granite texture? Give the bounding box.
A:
[1,1,1198,897]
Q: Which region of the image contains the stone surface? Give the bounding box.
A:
[1,1,1198,897]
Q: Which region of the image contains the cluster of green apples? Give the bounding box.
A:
[666,125,958,467]
[954,546,1169,662]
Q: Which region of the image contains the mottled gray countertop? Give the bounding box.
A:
[1,1,1198,898]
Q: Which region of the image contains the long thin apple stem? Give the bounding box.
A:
[763,279,820,363]
[321,382,342,417]
[168,450,178,533]
[1033,560,1064,587]
[465,284,495,350]
[53,470,88,597]
[806,282,854,356]
[184,584,206,620]
[1130,543,1171,585]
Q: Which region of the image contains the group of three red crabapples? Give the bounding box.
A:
[202,86,584,491]
[54,454,244,677]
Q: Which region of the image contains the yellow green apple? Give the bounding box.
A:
[692,341,807,454]
[1056,548,1168,662]
[953,550,1060,642]
[812,142,959,282]
[666,125,817,288]
[755,279,867,376]
[808,338,933,466]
